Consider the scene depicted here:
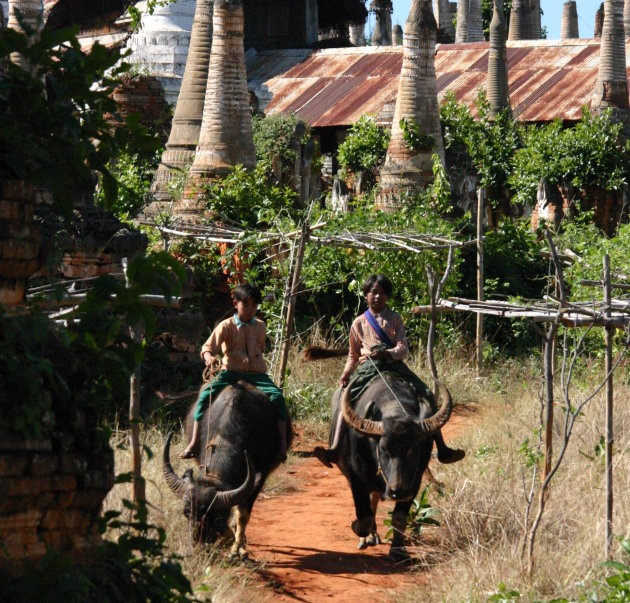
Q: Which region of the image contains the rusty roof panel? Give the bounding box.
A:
[250,39,630,127]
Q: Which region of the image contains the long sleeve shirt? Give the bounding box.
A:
[200,315,267,374]
[343,307,408,375]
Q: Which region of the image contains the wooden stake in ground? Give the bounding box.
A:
[476,188,485,376]
[277,221,309,390]
[603,253,614,558]
[123,258,146,504]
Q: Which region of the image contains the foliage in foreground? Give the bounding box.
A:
[0,501,194,603]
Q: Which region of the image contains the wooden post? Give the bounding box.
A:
[603,254,614,558]
[277,221,308,390]
[122,258,146,504]
[476,188,485,375]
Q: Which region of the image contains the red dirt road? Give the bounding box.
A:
[245,407,472,602]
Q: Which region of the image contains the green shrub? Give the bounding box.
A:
[0,500,194,603]
[252,112,305,184]
[337,114,390,174]
[95,149,162,220]
[198,165,299,228]
[440,90,520,205]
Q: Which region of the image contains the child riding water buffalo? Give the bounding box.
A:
[314,274,465,467]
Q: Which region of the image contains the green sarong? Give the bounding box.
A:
[193,370,288,421]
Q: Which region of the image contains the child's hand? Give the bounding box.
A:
[369,349,390,361]
[203,352,217,367]
[339,373,351,388]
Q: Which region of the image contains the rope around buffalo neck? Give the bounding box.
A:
[366,356,410,416]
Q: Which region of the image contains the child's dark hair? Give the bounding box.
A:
[233,283,262,305]
[362,274,393,297]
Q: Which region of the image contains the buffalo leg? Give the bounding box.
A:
[359,491,383,549]
[388,500,412,563]
[230,504,250,558]
[349,476,375,540]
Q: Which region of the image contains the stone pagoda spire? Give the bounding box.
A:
[150,0,213,208]
[530,0,541,39]
[392,23,403,45]
[434,0,454,43]
[126,0,196,106]
[592,0,629,113]
[1,1,8,28]
[624,0,630,37]
[7,0,43,69]
[180,0,255,218]
[349,20,366,46]
[378,0,444,208]
[487,0,510,118]
[455,0,469,43]
[467,0,484,42]
[508,0,531,40]
[371,0,393,46]
[561,1,580,39]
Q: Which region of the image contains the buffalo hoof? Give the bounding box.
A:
[388,546,410,564]
[366,532,381,547]
[358,532,381,550]
[229,544,249,560]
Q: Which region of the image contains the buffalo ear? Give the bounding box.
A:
[183,468,195,484]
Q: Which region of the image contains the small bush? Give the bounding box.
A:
[337,114,390,175]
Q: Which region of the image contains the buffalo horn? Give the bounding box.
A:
[163,432,190,499]
[214,451,255,509]
[341,383,384,437]
[413,382,453,436]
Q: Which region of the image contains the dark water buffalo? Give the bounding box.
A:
[331,374,453,562]
[163,381,293,557]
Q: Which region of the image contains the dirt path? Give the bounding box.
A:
[245,406,473,602]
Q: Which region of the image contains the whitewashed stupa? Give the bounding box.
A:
[126,0,196,105]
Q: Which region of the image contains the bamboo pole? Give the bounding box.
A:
[476,188,485,376]
[277,221,309,390]
[604,254,614,558]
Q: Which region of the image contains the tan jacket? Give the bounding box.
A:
[343,307,408,375]
[200,316,267,373]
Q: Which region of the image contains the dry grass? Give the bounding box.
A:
[397,353,630,602]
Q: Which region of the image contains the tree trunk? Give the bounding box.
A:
[7,0,43,69]
[150,0,214,206]
[467,0,484,42]
[508,0,530,40]
[529,0,541,39]
[455,0,469,43]
[378,0,444,209]
[561,1,580,39]
[189,0,255,182]
[592,0,629,112]
[487,0,510,118]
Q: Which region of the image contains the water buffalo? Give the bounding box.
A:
[330,373,453,562]
[163,381,293,557]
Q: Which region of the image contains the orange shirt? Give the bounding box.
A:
[343,307,408,375]
[200,316,267,373]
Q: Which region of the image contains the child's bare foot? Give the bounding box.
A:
[179,445,199,459]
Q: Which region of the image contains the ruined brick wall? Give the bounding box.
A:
[0,426,114,562]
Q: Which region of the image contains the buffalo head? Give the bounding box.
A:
[341,379,453,502]
[163,432,255,543]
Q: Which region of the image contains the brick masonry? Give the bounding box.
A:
[0,429,114,563]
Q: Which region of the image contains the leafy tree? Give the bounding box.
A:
[337,114,390,175]
[440,90,520,206]
[0,25,160,216]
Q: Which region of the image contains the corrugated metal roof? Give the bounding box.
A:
[247,39,621,127]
